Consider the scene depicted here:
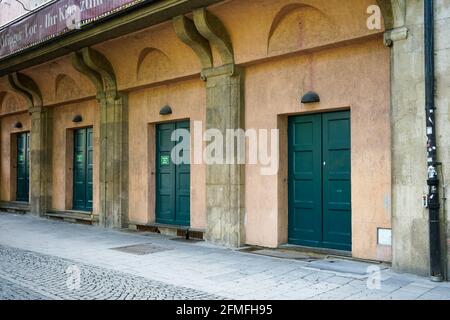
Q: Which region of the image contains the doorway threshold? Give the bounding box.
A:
[240,245,388,277]
[279,244,352,258]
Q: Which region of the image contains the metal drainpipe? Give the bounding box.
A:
[424,0,443,282]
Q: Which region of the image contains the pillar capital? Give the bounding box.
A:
[200,63,240,80]
[384,26,409,47]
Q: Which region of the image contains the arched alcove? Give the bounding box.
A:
[55,74,82,102]
[267,3,336,55]
[1,93,26,115]
[136,47,172,82]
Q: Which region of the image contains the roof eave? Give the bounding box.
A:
[0,0,223,77]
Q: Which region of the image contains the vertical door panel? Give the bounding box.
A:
[86,128,94,211]
[288,115,322,247]
[174,121,190,226]
[73,127,93,212]
[16,132,30,202]
[73,129,86,210]
[322,112,352,251]
[156,123,176,224]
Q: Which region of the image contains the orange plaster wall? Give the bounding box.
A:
[0,0,392,262]
[51,100,100,214]
[244,38,392,261]
[128,78,206,230]
[0,113,31,201]
[209,0,384,65]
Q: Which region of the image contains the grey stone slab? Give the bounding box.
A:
[308,258,386,276]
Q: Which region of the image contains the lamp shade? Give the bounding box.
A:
[301,91,320,104]
[160,105,173,115]
[72,115,83,123]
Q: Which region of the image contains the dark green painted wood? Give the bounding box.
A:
[16,132,30,202]
[73,127,93,212]
[288,111,351,251]
[288,115,323,248]
[156,121,190,226]
[322,112,352,251]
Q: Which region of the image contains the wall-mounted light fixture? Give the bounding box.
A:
[160,105,172,116]
[301,91,320,104]
[13,122,23,129]
[72,115,83,123]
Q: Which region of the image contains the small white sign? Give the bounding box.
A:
[378,228,392,246]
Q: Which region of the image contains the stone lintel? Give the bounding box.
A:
[201,63,238,80]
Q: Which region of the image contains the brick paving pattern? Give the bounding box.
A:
[0,245,221,300]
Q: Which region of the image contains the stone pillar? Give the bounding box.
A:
[29,107,52,216]
[98,91,129,229]
[72,48,128,229]
[174,9,245,247]
[384,0,449,277]
[202,65,245,247]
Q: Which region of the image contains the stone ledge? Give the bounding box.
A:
[46,210,98,224]
[0,201,30,214]
[129,221,205,240]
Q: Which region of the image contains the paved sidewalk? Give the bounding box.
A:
[1,212,450,300]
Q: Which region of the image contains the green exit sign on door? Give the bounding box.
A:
[76,154,83,162]
[160,155,170,166]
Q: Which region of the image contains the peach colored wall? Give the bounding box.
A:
[209,0,383,65]
[128,78,206,230]
[244,38,391,261]
[51,100,100,214]
[0,113,31,201]
[0,0,392,261]
[20,55,97,107]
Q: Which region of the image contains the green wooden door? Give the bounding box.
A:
[156,121,190,226]
[322,112,352,250]
[16,132,30,202]
[288,111,351,251]
[73,127,93,212]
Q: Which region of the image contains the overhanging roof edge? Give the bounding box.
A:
[0,0,223,77]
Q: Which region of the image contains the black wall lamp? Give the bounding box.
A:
[160,105,173,116]
[13,122,23,129]
[301,91,320,104]
[72,115,83,123]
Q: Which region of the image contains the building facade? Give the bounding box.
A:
[0,0,448,279]
[0,0,51,26]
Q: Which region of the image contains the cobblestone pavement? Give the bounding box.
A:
[1,213,450,300]
[0,245,221,300]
